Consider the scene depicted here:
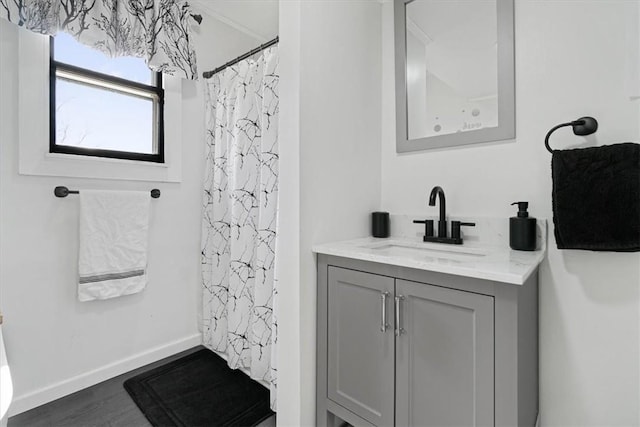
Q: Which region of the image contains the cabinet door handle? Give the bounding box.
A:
[395,295,405,336]
[380,292,390,332]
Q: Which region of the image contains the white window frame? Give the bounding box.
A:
[17,29,182,183]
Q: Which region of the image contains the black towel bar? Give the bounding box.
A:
[545,116,598,153]
[54,186,161,199]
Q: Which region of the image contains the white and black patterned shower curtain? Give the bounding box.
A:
[201,46,279,409]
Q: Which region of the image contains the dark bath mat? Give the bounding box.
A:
[124,348,274,427]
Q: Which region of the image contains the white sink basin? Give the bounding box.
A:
[360,241,487,259]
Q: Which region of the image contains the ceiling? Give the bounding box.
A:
[191,0,279,43]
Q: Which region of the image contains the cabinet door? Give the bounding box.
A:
[327,267,395,426]
[395,280,494,427]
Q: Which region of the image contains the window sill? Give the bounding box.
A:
[45,152,170,168]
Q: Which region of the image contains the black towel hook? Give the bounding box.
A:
[545,116,598,153]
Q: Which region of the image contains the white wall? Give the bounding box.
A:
[0,12,257,415]
[276,0,302,424]
[190,4,268,72]
[277,1,382,425]
[381,1,640,425]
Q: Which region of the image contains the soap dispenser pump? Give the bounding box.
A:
[510,202,537,251]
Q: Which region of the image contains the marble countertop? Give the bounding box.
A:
[313,217,547,285]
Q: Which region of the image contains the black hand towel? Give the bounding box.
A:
[551,142,640,251]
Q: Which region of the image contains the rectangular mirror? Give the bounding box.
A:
[395,0,515,152]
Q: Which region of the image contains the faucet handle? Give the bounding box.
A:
[451,221,475,240]
[413,219,434,237]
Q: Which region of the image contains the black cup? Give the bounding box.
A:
[372,212,390,238]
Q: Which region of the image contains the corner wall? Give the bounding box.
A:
[277,1,382,425]
[0,7,273,414]
[0,19,207,415]
[381,1,640,424]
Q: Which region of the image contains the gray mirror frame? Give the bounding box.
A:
[395,0,515,152]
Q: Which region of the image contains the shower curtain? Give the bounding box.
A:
[201,46,279,410]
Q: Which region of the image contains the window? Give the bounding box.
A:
[49,33,164,163]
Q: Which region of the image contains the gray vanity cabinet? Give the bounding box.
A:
[326,268,494,427]
[317,255,539,427]
[327,267,395,426]
[395,279,494,427]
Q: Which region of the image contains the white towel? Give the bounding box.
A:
[78,190,150,302]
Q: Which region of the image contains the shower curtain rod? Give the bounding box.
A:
[202,36,279,79]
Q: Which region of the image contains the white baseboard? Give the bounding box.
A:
[8,333,202,417]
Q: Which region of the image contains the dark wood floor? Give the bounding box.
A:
[9,346,276,427]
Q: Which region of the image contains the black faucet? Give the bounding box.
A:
[412,185,476,244]
[429,186,447,238]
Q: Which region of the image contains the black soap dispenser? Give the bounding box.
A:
[510,202,537,251]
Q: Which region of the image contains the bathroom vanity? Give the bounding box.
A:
[314,219,545,427]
